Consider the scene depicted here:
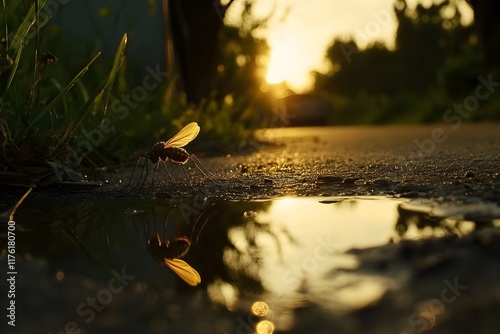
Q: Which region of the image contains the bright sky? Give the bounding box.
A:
[226,0,473,92]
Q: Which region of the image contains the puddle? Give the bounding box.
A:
[1,196,499,333]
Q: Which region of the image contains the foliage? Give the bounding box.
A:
[314,0,499,125]
[103,0,272,163]
[0,0,275,182]
[166,0,273,154]
[204,0,273,132]
[0,1,127,185]
[147,21,272,156]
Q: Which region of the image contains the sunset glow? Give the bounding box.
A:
[227,0,473,93]
[265,38,303,85]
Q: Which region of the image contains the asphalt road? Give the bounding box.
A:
[3,122,499,203]
[197,122,500,202]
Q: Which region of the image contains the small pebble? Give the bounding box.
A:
[464,171,475,178]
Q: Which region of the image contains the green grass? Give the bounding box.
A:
[0,1,279,186]
[0,1,128,185]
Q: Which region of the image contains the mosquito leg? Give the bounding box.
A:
[142,212,150,239]
[141,161,149,189]
[152,203,159,238]
[138,158,149,190]
[192,204,217,243]
[190,154,220,185]
[175,203,190,234]
[133,218,144,247]
[151,162,160,191]
[162,159,174,185]
[133,211,149,247]
[181,165,194,188]
[119,157,146,191]
[163,208,170,241]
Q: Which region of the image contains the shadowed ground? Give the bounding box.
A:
[1,123,499,334]
[5,122,498,203]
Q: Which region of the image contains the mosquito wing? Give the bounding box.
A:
[165,258,201,286]
[164,122,200,148]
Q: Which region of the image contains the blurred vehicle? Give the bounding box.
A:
[276,93,332,127]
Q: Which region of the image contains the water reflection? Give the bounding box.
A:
[256,319,275,334]
[1,196,499,333]
[121,200,270,296]
[395,201,500,239]
[129,205,214,286]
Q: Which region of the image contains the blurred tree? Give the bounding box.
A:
[313,0,490,124]
[166,0,272,125]
[166,0,235,104]
[167,0,273,145]
[394,0,450,91]
[213,1,270,117]
[466,0,500,67]
[315,0,477,96]
[314,39,396,95]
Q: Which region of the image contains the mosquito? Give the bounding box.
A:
[121,122,218,191]
[132,203,215,286]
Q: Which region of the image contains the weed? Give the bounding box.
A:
[0,1,127,187]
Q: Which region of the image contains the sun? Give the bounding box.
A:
[265,41,293,84]
[265,38,311,91]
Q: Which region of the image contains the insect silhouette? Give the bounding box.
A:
[122,122,217,191]
[147,233,201,286]
[132,204,214,286]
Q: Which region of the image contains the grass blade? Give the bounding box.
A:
[8,0,48,53]
[3,0,25,25]
[54,79,107,152]
[2,41,23,97]
[33,52,102,125]
[53,35,127,155]
[2,0,47,98]
[98,33,127,116]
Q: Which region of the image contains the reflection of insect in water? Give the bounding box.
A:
[133,205,213,286]
[122,122,217,190]
[147,234,200,286]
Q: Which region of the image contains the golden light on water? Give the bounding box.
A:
[212,196,475,331]
[251,301,274,332]
[251,301,270,316]
[254,197,402,296]
[256,320,275,334]
[207,280,238,309]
